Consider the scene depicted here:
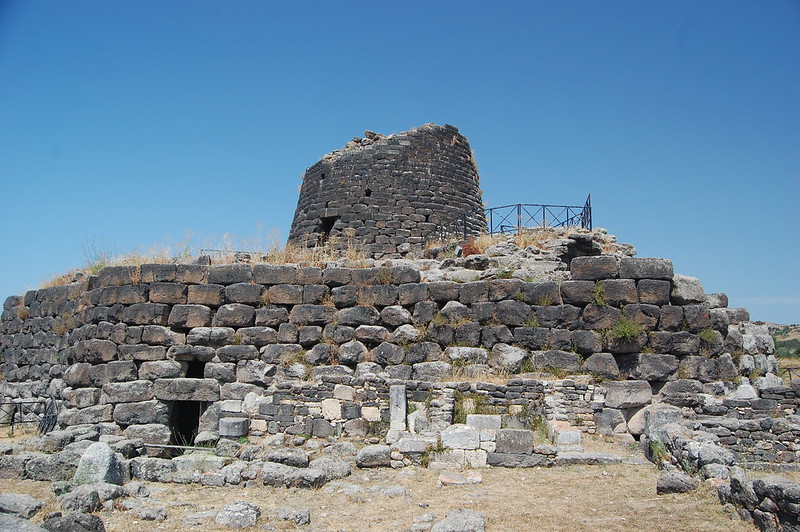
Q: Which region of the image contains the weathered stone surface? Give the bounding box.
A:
[570,256,619,280]
[41,512,106,532]
[637,279,671,306]
[124,424,171,445]
[412,361,452,381]
[216,345,259,362]
[101,380,153,403]
[495,429,534,454]
[533,350,580,372]
[153,378,220,401]
[603,380,652,409]
[356,445,391,468]
[657,468,700,494]
[113,400,170,426]
[619,257,673,280]
[431,509,486,532]
[215,501,261,528]
[444,346,488,365]
[595,408,628,435]
[289,304,336,326]
[186,327,235,347]
[25,452,79,481]
[335,306,381,326]
[0,493,43,519]
[487,452,548,467]
[582,352,620,379]
[441,424,480,450]
[208,264,253,285]
[212,304,255,327]
[0,513,49,532]
[490,343,527,373]
[671,274,705,305]
[624,353,678,381]
[268,449,309,468]
[168,304,212,328]
[72,442,124,486]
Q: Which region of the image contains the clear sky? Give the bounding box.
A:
[1,1,798,324]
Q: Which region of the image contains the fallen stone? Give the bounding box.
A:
[431,509,486,532]
[554,452,623,466]
[0,493,44,519]
[657,469,700,494]
[136,506,167,521]
[0,513,49,532]
[356,445,391,468]
[215,501,261,529]
[277,506,311,526]
[73,442,124,486]
[41,512,106,532]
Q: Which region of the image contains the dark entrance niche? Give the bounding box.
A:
[170,400,208,447]
[365,187,372,197]
[185,359,205,378]
[319,216,339,241]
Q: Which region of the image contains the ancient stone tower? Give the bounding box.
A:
[288,123,487,258]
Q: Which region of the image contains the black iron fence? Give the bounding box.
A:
[430,194,592,243]
[0,397,59,435]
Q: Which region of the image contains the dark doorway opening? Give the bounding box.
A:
[319,216,339,242]
[185,360,206,378]
[365,187,372,197]
[170,400,208,447]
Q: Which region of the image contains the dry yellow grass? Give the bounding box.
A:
[0,435,755,532]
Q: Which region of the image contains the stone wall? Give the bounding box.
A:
[288,124,487,258]
[0,255,775,450]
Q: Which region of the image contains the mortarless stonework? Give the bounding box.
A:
[288,123,487,258]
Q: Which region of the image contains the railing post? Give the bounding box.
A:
[516,204,522,234]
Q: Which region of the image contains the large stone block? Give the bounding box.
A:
[671,274,705,305]
[124,424,171,445]
[212,303,255,327]
[570,256,619,280]
[603,380,652,409]
[208,264,253,285]
[533,350,580,372]
[582,352,620,379]
[224,283,263,305]
[187,284,225,306]
[444,347,488,365]
[289,304,336,326]
[253,264,298,285]
[168,304,212,329]
[75,339,117,364]
[186,326,235,347]
[216,345,259,362]
[623,353,678,381]
[148,282,187,304]
[559,280,595,306]
[495,429,534,454]
[412,361,452,381]
[121,303,170,325]
[101,380,154,403]
[637,279,671,306]
[335,306,381,326]
[113,400,170,425]
[619,257,673,280]
[153,378,220,401]
[520,282,561,306]
[598,279,638,306]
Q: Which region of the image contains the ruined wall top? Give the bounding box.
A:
[288,123,487,258]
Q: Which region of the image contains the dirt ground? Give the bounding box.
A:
[0,434,757,532]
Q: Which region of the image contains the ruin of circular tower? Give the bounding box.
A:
[287,123,487,258]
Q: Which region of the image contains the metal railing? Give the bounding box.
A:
[0,397,59,435]
[782,367,800,383]
[430,194,592,243]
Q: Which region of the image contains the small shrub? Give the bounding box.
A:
[495,269,513,280]
[649,441,670,464]
[420,438,446,468]
[523,315,540,328]
[431,313,447,326]
[375,268,392,285]
[514,291,529,303]
[538,295,554,306]
[610,316,642,342]
[519,356,535,373]
[592,283,606,305]
[236,436,249,444]
[698,327,717,344]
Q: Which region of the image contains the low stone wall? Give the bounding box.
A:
[0,256,774,448]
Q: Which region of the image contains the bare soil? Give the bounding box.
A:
[0,435,756,532]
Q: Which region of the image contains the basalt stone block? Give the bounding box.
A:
[533,350,580,372]
[391,265,421,284]
[141,263,177,283]
[187,326,236,347]
[167,345,216,362]
[212,303,255,327]
[253,264,298,285]
[619,257,674,280]
[488,279,524,301]
[598,279,638,306]
[338,340,369,366]
[582,352,620,379]
[139,360,184,379]
[427,281,460,303]
[149,282,187,304]
[535,305,581,329]
[496,429,534,454]
[659,306,684,332]
[658,379,704,407]
[356,444,391,468]
[141,325,185,346]
[571,330,601,354]
[64,387,101,409]
[322,268,351,287]
[118,345,167,361]
[255,307,289,327]
[124,424,171,445]
[302,284,330,304]
[187,284,225,306]
[289,304,336,326]
[175,264,207,284]
[624,353,678,381]
[580,304,621,330]
[225,283,263,305]
[267,284,303,305]
[58,404,113,426]
[24,452,79,481]
[102,380,154,403]
[459,281,488,304]
[75,339,117,363]
[513,327,550,350]
[93,360,139,384]
[682,305,711,333]
[121,303,169,325]
[380,306,413,328]
[95,266,138,288]
[570,256,619,280]
[398,283,428,306]
[604,330,647,354]
[412,361,452,381]
[260,343,303,363]
[481,325,513,349]
[671,274,705,305]
[521,282,561,306]
[208,264,253,285]
[298,325,322,346]
[113,400,170,425]
[216,345,259,362]
[205,362,236,382]
[336,306,381,326]
[406,342,441,364]
[637,279,672,306]
[297,266,323,285]
[168,304,212,329]
[487,452,547,467]
[603,380,652,409]
[559,280,595,306]
[237,326,278,347]
[622,304,660,330]
[441,425,480,450]
[330,285,357,307]
[670,332,700,356]
[100,285,149,305]
[372,342,405,365]
[444,346,488,365]
[359,284,398,306]
[495,300,531,327]
[153,378,220,401]
[309,365,354,382]
[678,356,719,383]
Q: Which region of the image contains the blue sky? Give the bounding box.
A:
[0,1,798,324]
